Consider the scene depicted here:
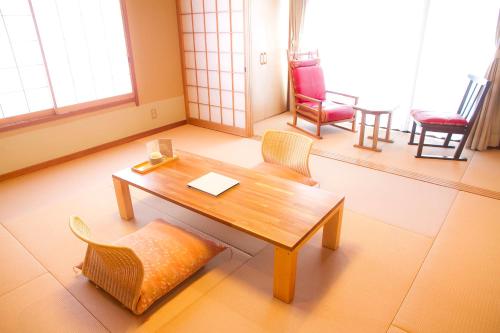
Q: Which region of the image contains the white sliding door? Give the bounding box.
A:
[178,0,249,136]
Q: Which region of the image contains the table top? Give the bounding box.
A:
[353,104,398,114]
[113,150,344,251]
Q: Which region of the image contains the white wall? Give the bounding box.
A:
[0,96,185,174]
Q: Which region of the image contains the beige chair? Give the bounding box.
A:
[253,130,317,186]
[69,216,225,314]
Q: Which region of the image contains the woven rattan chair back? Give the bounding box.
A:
[69,216,144,310]
[261,130,314,177]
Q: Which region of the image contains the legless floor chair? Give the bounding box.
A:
[69,216,225,314]
[253,130,318,186]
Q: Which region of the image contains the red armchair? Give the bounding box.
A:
[288,51,358,139]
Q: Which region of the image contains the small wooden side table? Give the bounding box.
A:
[353,105,395,152]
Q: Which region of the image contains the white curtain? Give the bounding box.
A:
[289,0,308,52]
[288,0,308,113]
[301,0,498,131]
[468,9,500,150]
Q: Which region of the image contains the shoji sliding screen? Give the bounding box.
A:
[177,0,249,136]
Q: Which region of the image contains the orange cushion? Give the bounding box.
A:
[114,219,226,314]
[252,162,318,187]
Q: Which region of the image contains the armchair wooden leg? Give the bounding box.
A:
[453,133,468,160]
[408,122,417,145]
[443,133,453,148]
[416,128,426,157]
[351,115,357,132]
[316,122,321,138]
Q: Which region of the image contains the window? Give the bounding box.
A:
[0,0,135,124]
[301,0,498,131]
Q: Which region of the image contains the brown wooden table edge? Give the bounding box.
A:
[289,197,345,252]
[112,154,345,252]
[112,173,327,251]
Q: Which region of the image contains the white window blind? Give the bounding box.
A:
[0,0,133,120]
[0,0,52,118]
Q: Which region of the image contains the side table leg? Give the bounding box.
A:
[372,115,380,151]
[385,113,394,143]
[356,112,366,147]
[273,247,298,303]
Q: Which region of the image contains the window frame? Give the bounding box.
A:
[0,0,138,132]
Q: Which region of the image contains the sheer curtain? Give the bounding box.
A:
[301,0,498,131]
[467,9,500,150]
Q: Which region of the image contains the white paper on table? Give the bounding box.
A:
[187,172,239,196]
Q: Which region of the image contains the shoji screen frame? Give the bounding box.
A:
[176,0,252,137]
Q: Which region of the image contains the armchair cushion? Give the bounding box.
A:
[292,65,326,103]
[298,101,355,123]
[114,219,226,314]
[411,109,468,126]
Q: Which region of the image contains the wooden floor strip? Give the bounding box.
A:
[252,135,500,201]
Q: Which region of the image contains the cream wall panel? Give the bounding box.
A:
[0,96,185,174]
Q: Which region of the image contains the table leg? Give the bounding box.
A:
[385,112,393,142]
[372,115,380,150]
[273,247,298,303]
[354,112,366,149]
[322,201,344,250]
[113,177,134,220]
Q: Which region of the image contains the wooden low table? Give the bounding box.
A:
[353,105,395,152]
[112,150,344,303]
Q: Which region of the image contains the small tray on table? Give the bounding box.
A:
[131,155,178,174]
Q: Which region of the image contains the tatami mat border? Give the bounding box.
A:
[252,135,500,201]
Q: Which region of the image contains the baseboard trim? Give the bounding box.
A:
[0,120,187,182]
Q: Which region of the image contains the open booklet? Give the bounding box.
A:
[187,172,239,196]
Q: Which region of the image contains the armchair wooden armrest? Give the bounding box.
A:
[325,90,359,105]
[295,93,323,105]
[295,93,323,122]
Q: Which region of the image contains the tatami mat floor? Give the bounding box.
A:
[0,124,498,332]
[254,112,500,194]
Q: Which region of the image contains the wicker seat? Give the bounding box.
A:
[69,216,225,314]
[253,130,317,186]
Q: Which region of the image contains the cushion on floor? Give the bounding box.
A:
[252,162,318,187]
[114,219,226,314]
[298,101,355,123]
[411,109,468,126]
